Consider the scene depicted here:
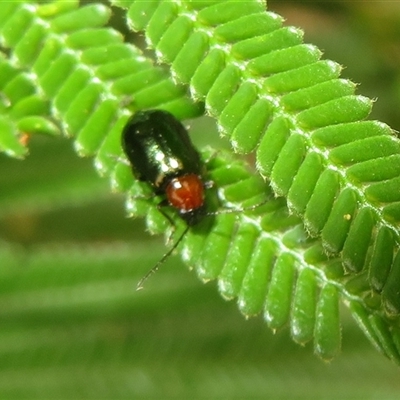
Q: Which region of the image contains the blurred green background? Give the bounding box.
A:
[1,1,400,398]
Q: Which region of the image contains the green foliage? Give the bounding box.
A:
[112,0,400,361]
[120,0,400,289]
[1,1,400,385]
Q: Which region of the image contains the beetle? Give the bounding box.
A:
[122,109,211,288]
[122,109,207,227]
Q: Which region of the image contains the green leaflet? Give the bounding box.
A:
[1,0,400,365]
[0,53,58,157]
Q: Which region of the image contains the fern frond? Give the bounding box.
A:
[117,0,400,317]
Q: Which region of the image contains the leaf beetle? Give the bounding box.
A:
[122,109,210,288]
[122,109,208,227]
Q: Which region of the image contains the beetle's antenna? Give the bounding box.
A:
[136,225,190,291]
